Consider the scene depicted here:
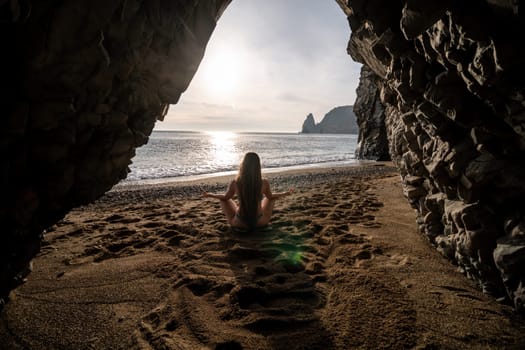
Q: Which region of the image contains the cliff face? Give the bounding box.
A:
[0,0,231,307]
[337,0,525,310]
[1,0,525,313]
[353,65,390,160]
[301,106,358,134]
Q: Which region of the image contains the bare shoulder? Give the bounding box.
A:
[226,179,238,196]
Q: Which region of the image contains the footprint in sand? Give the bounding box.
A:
[133,180,394,348]
[385,254,412,267]
[137,220,333,346]
[140,221,164,228]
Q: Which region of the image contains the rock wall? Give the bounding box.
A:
[338,0,525,310]
[353,65,390,160]
[0,0,231,308]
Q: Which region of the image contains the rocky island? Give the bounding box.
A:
[301,106,358,134]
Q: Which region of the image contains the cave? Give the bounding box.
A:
[1,0,524,320]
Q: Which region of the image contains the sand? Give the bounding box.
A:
[1,163,524,350]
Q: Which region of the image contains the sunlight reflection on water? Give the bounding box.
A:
[126,131,357,181]
[206,131,239,168]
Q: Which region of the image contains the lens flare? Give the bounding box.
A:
[271,239,306,269]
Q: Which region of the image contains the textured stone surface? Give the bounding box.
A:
[0,0,231,308]
[338,0,525,310]
[353,65,390,160]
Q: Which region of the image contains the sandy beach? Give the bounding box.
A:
[1,163,524,349]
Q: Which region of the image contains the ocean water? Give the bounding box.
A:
[124,131,358,182]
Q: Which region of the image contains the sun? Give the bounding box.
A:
[200,49,245,98]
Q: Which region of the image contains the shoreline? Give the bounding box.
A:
[2,163,524,349]
[117,159,372,188]
[100,162,397,205]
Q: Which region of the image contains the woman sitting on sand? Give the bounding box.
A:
[202,152,293,230]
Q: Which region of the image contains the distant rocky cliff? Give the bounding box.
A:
[301,106,358,134]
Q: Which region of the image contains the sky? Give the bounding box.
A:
[155,0,362,133]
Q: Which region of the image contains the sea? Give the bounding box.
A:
[123,130,358,184]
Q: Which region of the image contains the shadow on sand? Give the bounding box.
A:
[215,222,335,349]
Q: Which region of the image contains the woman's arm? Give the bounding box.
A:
[262,179,294,200]
[202,180,236,201]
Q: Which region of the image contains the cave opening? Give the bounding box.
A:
[2,0,525,347]
[124,0,363,184]
[0,0,371,313]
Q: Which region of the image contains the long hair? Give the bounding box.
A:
[236,152,262,228]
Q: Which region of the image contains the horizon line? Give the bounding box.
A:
[152,129,301,134]
[152,129,359,136]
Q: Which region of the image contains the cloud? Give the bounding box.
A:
[277,93,314,104]
[170,101,236,112]
[157,0,362,132]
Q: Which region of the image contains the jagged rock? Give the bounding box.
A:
[338,0,525,309]
[354,65,390,160]
[494,236,525,311]
[300,106,358,134]
[301,113,319,133]
[0,0,232,308]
